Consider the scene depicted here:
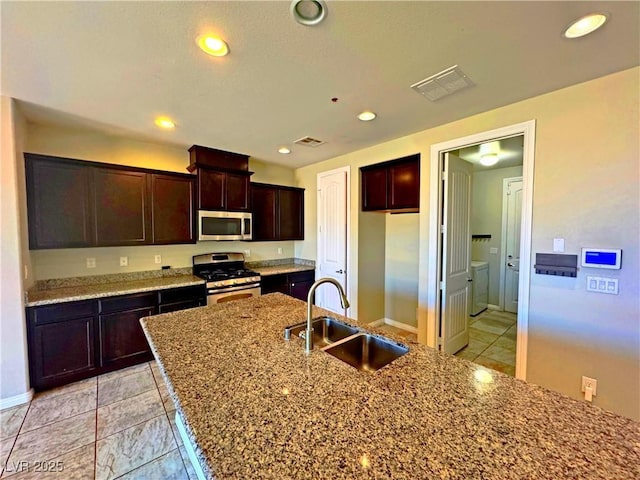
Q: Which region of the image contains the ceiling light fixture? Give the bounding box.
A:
[196,35,230,56]
[480,153,499,167]
[154,116,175,129]
[278,147,291,154]
[291,0,327,26]
[357,111,377,122]
[563,13,608,38]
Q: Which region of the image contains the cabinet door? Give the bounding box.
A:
[99,306,155,368]
[151,174,196,244]
[361,166,388,211]
[260,274,288,295]
[250,184,278,241]
[278,188,304,240]
[30,317,96,390]
[25,155,94,249]
[388,159,420,210]
[94,169,150,246]
[198,169,225,210]
[225,172,250,211]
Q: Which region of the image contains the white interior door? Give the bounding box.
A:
[441,152,473,354]
[316,168,348,314]
[503,178,523,313]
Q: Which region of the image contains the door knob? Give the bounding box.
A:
[507,262,514,267]
[467,278,473,282]
[336,269,344,274]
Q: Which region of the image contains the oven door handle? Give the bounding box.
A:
[207,282,261,295]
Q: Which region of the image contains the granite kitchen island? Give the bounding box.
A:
[140,293,639,479]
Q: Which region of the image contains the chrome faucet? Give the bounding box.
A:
[305,278,350,354]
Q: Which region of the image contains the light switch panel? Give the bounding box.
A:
[553,238,565,252]
[586,276,618,295]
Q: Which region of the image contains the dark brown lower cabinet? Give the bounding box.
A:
[98,293,156,370]
[261,270,315,301]
[27,300,98,391]
[27,284,205,391]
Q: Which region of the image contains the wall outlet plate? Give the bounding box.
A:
[581,376,597,396]
[119,256,128,267]
[86,258,96,268]
[154,255,162,264]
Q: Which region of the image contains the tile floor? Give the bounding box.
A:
[378,309,517,376]
[0,362,197,480]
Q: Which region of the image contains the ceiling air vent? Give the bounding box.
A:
[294,136,325,147]
[411,65,475,102]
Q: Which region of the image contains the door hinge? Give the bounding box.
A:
[437,337,443,349]
[440,224,446,235]
[439,281,444,290]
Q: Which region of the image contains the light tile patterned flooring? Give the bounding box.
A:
[0,361,197,480]
[379,309,517,376]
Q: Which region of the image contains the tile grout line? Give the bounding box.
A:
[94,376,99,480]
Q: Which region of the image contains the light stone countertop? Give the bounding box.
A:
[140,293,640,480]
[26,275,205,307]
[251,264,315,276]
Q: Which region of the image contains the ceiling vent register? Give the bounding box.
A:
[411,65,475,102]
[294,136,326,147]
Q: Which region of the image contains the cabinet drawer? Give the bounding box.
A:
[100,292,156,314]
[30,300,97,325]
[158,285,205,305]
[289,271,314,283]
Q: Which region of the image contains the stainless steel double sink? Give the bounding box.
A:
[284,316,409,372]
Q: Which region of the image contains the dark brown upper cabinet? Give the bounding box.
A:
[25,153,195,249]
[361,154,420,213]
[189,145,252,212]
[250,183,304,241]
[197,168,250,212]
[151,173,196,244]
[94,168,149,246]
[26,155,95,249]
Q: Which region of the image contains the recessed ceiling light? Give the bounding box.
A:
[290,0,327,26]
[357,111,377,122]
[196,35,229,56]
[278,147,291,154]
[154,116,175,129]
[564,13,608,38]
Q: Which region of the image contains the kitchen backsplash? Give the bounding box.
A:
[29,241,298,280]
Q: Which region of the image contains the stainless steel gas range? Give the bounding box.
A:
[192,253,261,305]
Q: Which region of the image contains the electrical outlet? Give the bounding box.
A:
[581,376,597,402]
[154,255,162,264]
[244,249,251,258]
[86,258,96,269]
[277,248,283,255]
[120,256,128,267]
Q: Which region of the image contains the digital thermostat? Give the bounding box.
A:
[581,248,622,270]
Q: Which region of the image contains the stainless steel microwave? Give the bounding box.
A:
[198,211,252,241]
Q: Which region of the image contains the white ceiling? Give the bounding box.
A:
[2,1,638,169]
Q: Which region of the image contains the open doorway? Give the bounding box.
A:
[420,120,535,381]
[448,136,524,376]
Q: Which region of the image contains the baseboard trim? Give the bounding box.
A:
[488,304,501,311]
[384,318,418,333]
[0,388,33,410]
[369,317,418,333]
[367,318,386,327]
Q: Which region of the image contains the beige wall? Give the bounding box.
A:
[295,67,640,420]
[357,211,386,324]
[385,213,419,327]
[471,165,523,306]
[0,97,31,402]
[24,124,297,279]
